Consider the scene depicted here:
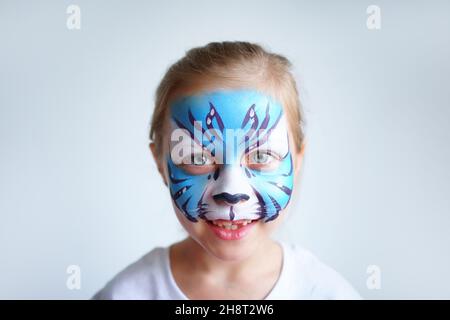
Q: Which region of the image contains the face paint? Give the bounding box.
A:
[167,90,294,224]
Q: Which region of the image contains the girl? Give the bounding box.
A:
[93,41,361,300]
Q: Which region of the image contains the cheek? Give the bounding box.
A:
[173,205,214,242]
[166,157,213,222]
[261,211,286,229]
[249,153,294,217]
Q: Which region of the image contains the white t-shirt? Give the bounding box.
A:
[92,241,361,300]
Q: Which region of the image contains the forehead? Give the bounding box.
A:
[169,90,285,128]
[167,89,290,160]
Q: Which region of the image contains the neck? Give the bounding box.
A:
[176,236,281,283]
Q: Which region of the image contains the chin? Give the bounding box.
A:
[202,236,262,262]
[182,219,264,262]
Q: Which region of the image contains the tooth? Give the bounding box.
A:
[231,225,238,230]
[222,221,232,227]
[242,221,247,226]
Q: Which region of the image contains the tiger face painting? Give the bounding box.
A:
[167,90,294,230]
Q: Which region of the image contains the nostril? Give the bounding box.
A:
[213,192,250,205]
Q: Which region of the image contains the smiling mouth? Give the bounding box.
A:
[203,218,261,230]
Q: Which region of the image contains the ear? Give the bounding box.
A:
[294,140,306,176]
[149,142,168,187]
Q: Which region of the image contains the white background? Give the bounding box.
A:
[1,0,449,299]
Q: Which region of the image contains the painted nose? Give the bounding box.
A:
[212,192,250,205]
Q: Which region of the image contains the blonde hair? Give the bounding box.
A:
[149,41,305,157]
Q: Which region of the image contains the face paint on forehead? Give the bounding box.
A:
[166,89,294,224]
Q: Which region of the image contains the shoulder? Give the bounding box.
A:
[92,246,167,300]
[282,242,362,300]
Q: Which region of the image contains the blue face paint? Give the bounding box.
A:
[167,90,293,223]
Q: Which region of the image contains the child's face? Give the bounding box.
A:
[153,86,303,260]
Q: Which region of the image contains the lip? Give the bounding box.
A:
[204,219,259,240]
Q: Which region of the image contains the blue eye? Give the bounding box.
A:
[247,150,278,165]
[183,153,214,166]
[253,151,269,164]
